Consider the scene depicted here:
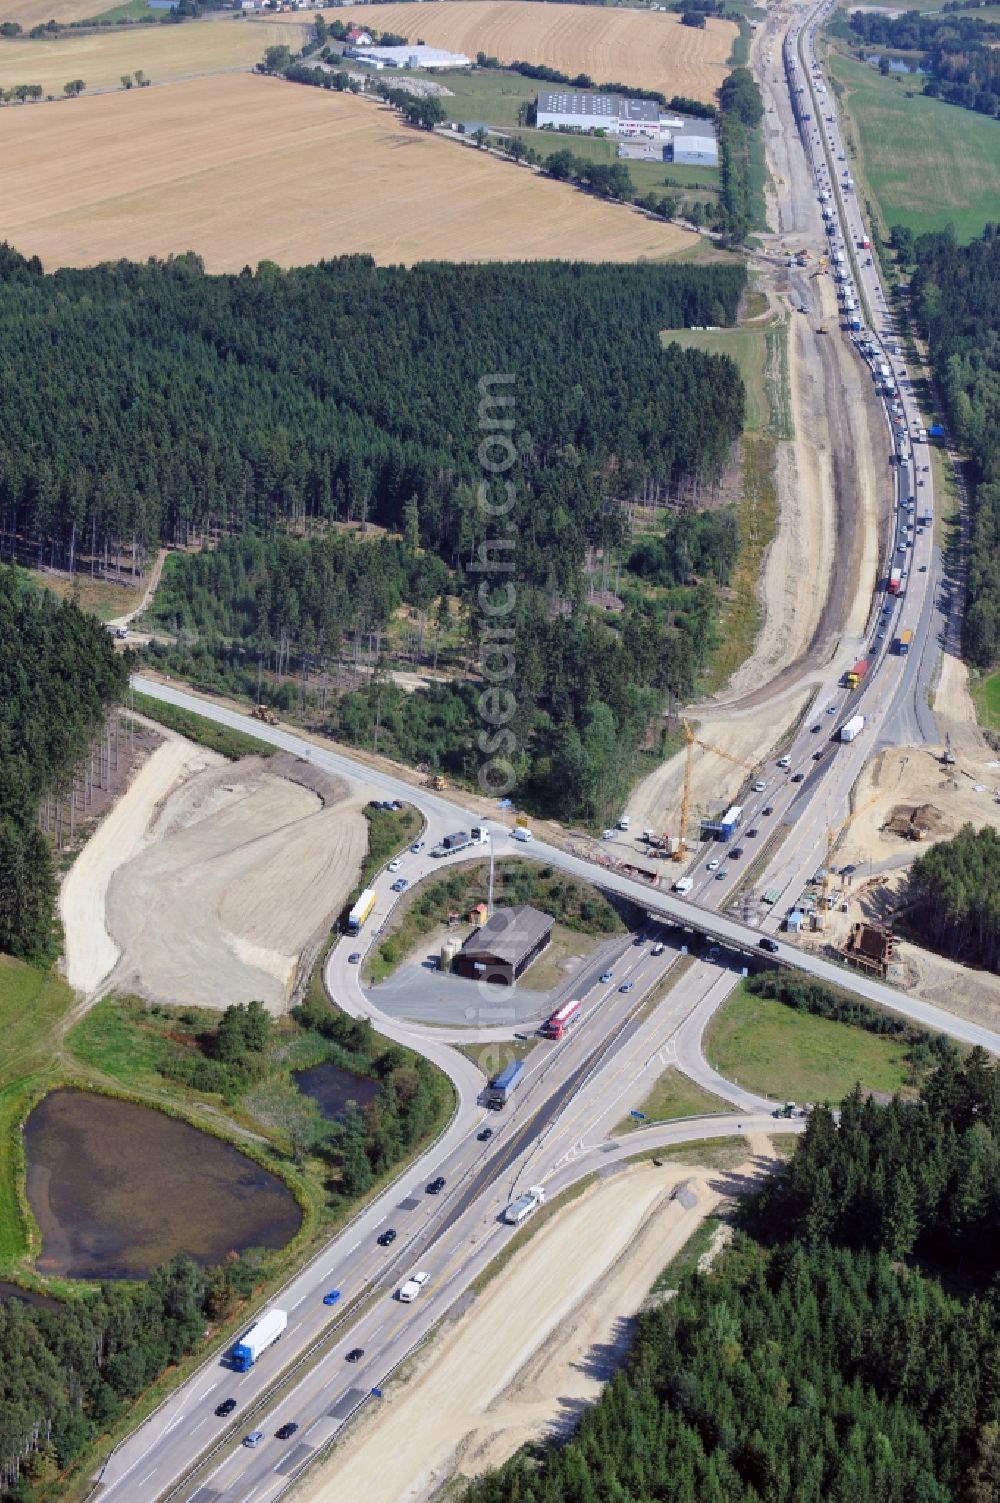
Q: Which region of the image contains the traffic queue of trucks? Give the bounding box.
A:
[230,1308,287,1372]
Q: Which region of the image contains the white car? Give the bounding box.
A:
[753,780,767,793]
[707,858,720,871]
[388,858,402,872]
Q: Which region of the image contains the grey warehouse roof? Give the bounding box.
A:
[537,90,660,123]
[459,905,553,964]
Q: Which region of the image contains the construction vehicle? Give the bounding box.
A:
[424,773,447,791]
[671,720,760,862]
[251,704,279,726]
[941,732,956,767]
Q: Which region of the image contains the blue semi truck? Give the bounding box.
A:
[486,1059,525,1109]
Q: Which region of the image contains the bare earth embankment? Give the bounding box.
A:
[104,752,366,1013]
[296,1147,777,1503]
[0,74,695,269]
[275,1,736,104]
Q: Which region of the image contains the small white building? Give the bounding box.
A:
[670,133,719,166]
[347,43,471,70]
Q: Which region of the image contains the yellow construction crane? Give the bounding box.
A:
[671,720,761,861]
[820,790,883,913]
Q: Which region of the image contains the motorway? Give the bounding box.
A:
[97,4,984,1495]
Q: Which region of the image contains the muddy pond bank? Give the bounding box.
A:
[24,1089,301,1280]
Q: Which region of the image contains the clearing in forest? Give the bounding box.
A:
[0,73,696,269]
[269,0,737,104]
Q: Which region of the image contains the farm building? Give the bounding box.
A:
[451,905,553,986]
[536,90,664,139]
[346,43,472,69]
[344,25,373,44]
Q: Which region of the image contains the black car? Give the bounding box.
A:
[216,1398,237,1418]
[810,723,822,733]
[758,937,779,954]
[746,828,758,838]
[276,1423,299,1441]
[791,772,805,783]
[346,1348,365,1363]
[427,1176,446,1194]
[377,1228,397,1246]
[477,1127,493,1142]
[762,805,774,817]
[812,749,824,761]
[729,846,743,860]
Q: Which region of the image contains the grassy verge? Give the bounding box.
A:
[627,1136,747,1172]
[699,434,778,695]
[457,1038,539,1078]
[612,1067,730,1135]
[971,668,1000,732]
[468,1175,598,1296]
[34,572,142,623]
[827,49,1000,242]
[705,979,913,1101]
[130,690,277,760]
[650,1213,722,1292]
[0,959,76,1268]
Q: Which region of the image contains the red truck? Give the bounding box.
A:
[844,658,868,689]
[888,567,902,595]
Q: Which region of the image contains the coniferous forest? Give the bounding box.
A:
[463,1049,1000,1503]
[907,225,1000,667]
[0,244,747,823]
[0,567,127,959]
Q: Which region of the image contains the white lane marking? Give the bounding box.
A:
[288,1292,305,1312]
[190,1417,209,1435]
[372,1215,386,1227]
[345,1239,361,1255]
[137,1469,158,1487]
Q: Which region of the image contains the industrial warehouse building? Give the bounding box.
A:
[670,131,719,165]
[452,905,553,986]
[536,90,669,139]
[346,43,471,70]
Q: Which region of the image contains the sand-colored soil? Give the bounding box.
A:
[0,19,303,95]
[298,1156,762,1503]
[59,735,216,997]
[622,685,813,850]
[0,73,694,270]
[104,753,366,1013]
[0,0,97,26]
[276,1,736,104]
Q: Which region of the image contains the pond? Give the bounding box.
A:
[294,1062,380,1121]
[24,1089,302,1280]
[864,53,926,75]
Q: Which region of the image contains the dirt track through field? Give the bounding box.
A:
[0,73,695,269]
[297,1154,769,1503]
[277,1,736,104]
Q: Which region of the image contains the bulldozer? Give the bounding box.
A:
[424,773,447,791]
[250,704,279,727]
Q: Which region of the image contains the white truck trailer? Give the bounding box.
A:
[230,1308,287,1372]
[503,1186,546,1225]
[839,714,865,744]
[398,1271,430,1303]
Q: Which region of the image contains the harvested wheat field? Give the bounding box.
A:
[287,1,736,103]
[0,73,695,268]
[0,0,98,27]
[0,18,303,96]
[105,752,368,1013]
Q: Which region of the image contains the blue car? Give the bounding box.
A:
[323,1289,342,1307]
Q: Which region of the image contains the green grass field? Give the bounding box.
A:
[662,325,771,432]
[705,980,912,1103]
[504,127,722,198]
[435,68,537,128]
[614,1067,729,1133]
[0,959,74,1267]
[828,50,1000,242]
[971,668,1000,731]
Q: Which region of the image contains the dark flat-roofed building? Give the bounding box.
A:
[452,905,553,986]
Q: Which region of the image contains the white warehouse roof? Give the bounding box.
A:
[348,43,471,69]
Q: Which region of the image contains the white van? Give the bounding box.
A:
[511,827,533,843]
[398,1271,429,1304]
